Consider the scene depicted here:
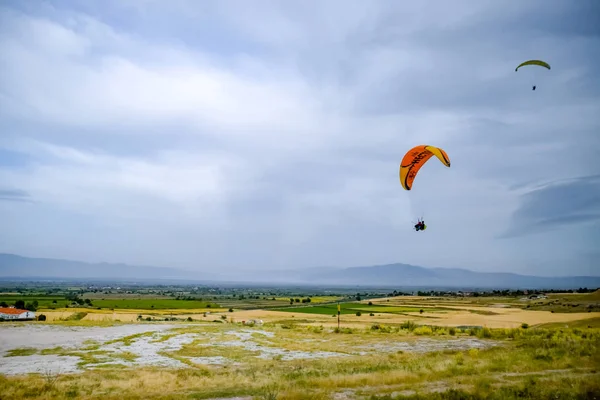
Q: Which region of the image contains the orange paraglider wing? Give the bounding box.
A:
[399,145,451,190]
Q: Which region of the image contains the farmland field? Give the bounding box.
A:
[2,291,600,399]
[81,298,219,310]
[1,315,599,399]
[0,295,66,309]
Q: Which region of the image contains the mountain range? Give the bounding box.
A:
[0,253,598,290]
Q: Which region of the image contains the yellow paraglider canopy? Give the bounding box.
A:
[515,60,551,71]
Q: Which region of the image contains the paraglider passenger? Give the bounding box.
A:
[414,220,425,231]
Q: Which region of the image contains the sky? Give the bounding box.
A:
[1,0,599,277]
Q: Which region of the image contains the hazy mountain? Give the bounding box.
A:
[0,253,196,281]
[0,253,598,289]
[298,263,600,289]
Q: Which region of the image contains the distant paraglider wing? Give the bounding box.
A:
[399,145,451,191]
[515,60,551,71]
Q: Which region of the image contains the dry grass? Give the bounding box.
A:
[4,295,599,399]
[1,323,599,399]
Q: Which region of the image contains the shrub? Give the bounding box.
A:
[400,320,417,331]
[521,323,529,329]
[356,311,362,316]
[413,326,433,336]
[37,314,47,321]
[478,327,493,338]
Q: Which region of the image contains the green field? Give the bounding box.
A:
[0,295,66,309]
[1,296,219,310]
[210,298,292,310]
[75,298,219,310]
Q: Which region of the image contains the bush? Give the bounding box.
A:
[413,326,433,336]
[478,327,493,338]
[521,323,529,329]
[449,327,456,336]
[308,325,323,333]
[356,311,362,316]
[370,324,392,333]
[400,320,417,331]
[369,313,375,316]
[229,308,234,312]
[37,314,47,321]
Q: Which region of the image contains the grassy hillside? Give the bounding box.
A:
[1,323,598,399]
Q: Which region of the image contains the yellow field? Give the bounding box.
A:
[2,294,600,399]
[36,295,600,330]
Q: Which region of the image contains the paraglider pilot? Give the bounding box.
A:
[414,219,425,231]
[532,85,536,91]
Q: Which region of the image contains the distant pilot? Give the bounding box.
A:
[414,219,425,231]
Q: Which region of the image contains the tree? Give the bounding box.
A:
[0,301,8,307]
[356,311,362,317]
[38,314,47,321]
[229,308,234,312]
[368,301,373,306]
[14,300,25,309]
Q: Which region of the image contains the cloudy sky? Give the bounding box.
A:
[1,0,599,277]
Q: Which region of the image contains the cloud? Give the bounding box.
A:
[502,175,600,238]
[0,1,599,275]
[0,189,30,202]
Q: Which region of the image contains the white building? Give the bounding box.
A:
[0,306,36,320]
